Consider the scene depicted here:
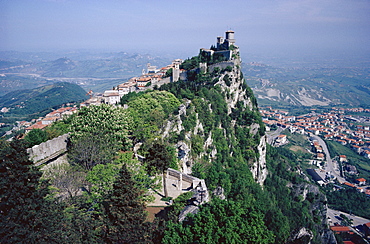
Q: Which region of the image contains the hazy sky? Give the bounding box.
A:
[1,0,370,59]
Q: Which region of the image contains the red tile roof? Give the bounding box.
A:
[25,121,48,131]
[343,241,355,244]
[343,182,356,188]
[356,178,366,182]
[137,77,151,82]
[330,226,350,232]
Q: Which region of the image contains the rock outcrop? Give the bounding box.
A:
[161,45,268,185]
[251,135,268,185]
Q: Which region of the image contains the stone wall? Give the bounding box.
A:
[208,61,235,73]
[27,133,69,166]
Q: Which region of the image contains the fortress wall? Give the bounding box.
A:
[27,133,69,164]
[208,61,235,73]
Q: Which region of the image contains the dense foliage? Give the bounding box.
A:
[265,146,324,243]
[24,128,48,147]
[104,164,152,243]
[70,103,133,149]
[163,198,274,244]
[120,90,181,143]
[0,139,66,242]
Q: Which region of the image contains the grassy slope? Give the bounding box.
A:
[326,140,370,180]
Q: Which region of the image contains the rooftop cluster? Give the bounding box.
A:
[101,59,184,105]
[262,107,370,160]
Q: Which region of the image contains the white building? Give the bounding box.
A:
[103,90,121,105]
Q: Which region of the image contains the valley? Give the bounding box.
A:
[1,41,370,243]
[244,62,370,107]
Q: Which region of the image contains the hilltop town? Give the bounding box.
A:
[2,30,240,137]
[100,59,184,105]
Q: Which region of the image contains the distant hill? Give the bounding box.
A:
[0,51,172,95]
[0,82,87,122]
[243,63,370,107]
[0,51,171,79]
[41,57,77,76]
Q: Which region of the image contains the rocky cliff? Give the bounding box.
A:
[160,46,268,185]
[156,40,337,242]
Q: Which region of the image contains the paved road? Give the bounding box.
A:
[310,135,346,183]
[327,208,370,227]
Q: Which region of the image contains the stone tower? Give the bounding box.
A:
[172,59,181,82]
[217,36,224,50]
[225,30,235,46]
[215,30,236,51]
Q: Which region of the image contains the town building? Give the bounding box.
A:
[275,134,287,144]
[356,178,366,185]
[339,155,348,162]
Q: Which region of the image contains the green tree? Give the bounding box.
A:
[163,198,274,244]
[114,151,160,203]
[146,142,177,197]
[70,103,133,151]
[104,164,152,243]
[86,163,121,208]
[45,119,72,139]
[61,195,106,243]
[24,128,48,147]
[164,68,173,78]
[68,132,119,171]
[126,91,180,143]
[0,139,65,242]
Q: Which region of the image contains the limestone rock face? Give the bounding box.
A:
[176,141,192,174]
[250,135,268,185]
[289,227,313,244]
[160,47,268,185]
[211,54,268,184]
[289,182,335,244]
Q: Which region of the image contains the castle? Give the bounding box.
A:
[200,30,237,61]
[217,30,236,50]
[102,30,237,105]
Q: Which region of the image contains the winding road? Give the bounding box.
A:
[310,135,346,183]
[327,208,370,227]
